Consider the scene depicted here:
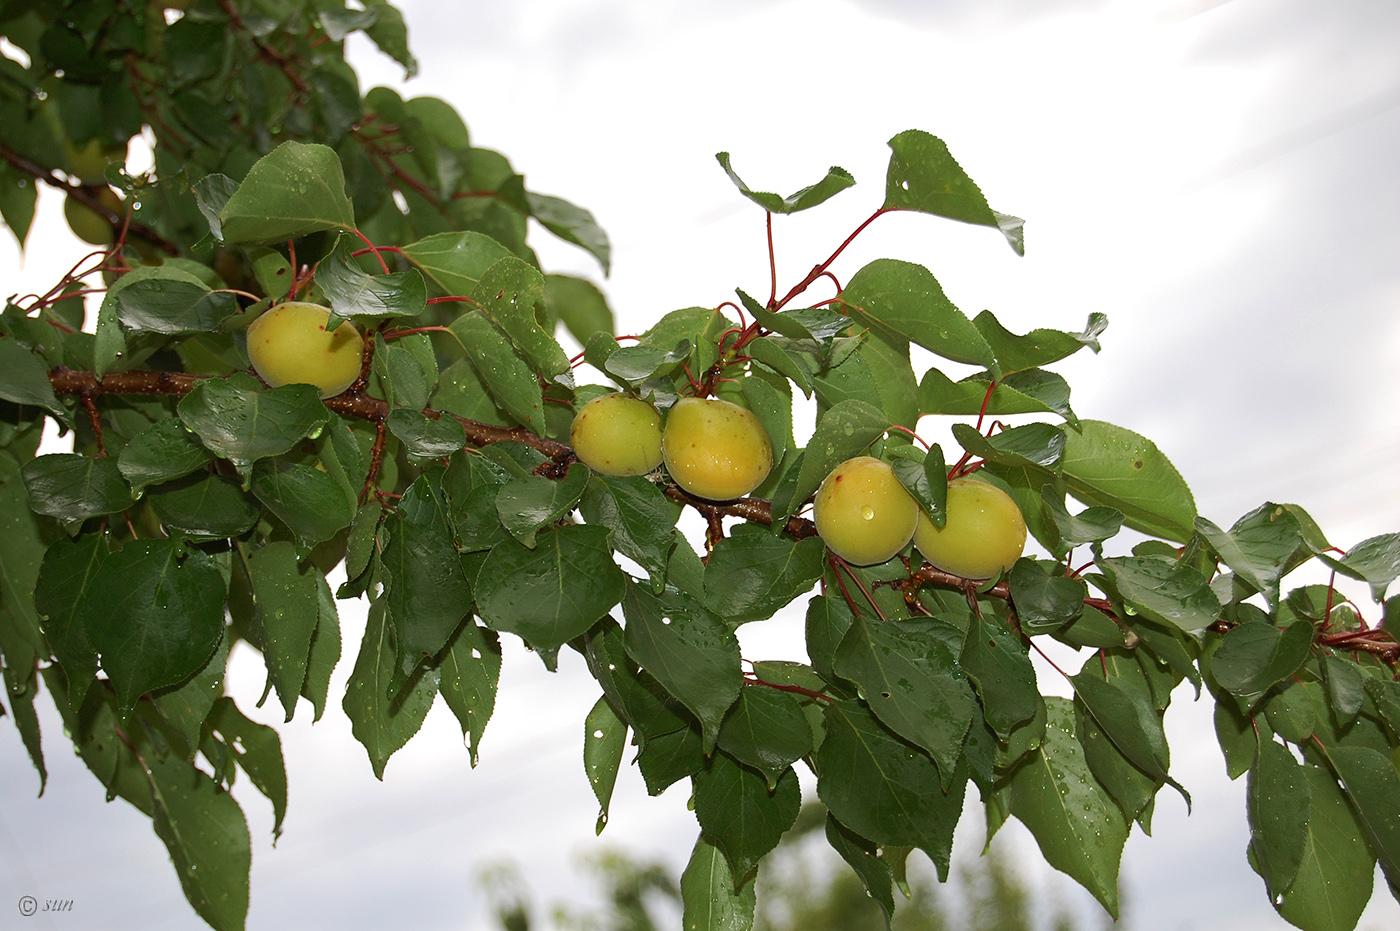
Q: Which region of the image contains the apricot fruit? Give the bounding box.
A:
[245,302,364,399]
[813,456,918,566]
[661,396,772,501]
[571,393,664,476]
[913,476,1027,579]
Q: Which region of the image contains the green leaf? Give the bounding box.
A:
[342,600,440,780]
[109,267,238,335]
[882,130,1024,254]
[1005,697,1128,917]
[1074,701,1157,826]
[1210,619,1313,704]
[147,754,251,931]
[579,474,680,591]
[82,539,226,712]
[781,400,890,522]
[816,700,967,880]
[972,310,1106,374]
[1274,763,1376,931]
[1316,533,1400,603]
[0,451,48,672]
[149,473,259,541]
[402,230,514,297]
[693,755,801,879]
[834,613,976,787]
[177,374,330,487]
[495,463,590,548]
[1214,692,1258,780]
[475,524,625,667]
[206,697,288,839]
[1249,738,1310,899]
[192,173,237,240]
[34,533,106,692]
[805,594,854,685]
[918,368,1078,425]
[2,664,44,793]
[1196,503,1304,610]
[622,581,743,754]
[680,833,756,931]
[888,452,945,526]
[432,358,513,426]
[526,191,611,274]
[824,814,895,929]
[1070,668,1184,804]
[251,460,355,545]
[218,141,355,245]
[1321,653,1365,727]
[1061,421,1196,543]
[244,542,320,721]
[1009,558,1087,632]
[21,453,133,530]
[118,417,214,496]
[715,686,813,791]
[545,274,614,344]
[745,336,813,397]
[1325,745,1400,892]
[840,259,997,373]
[812,326,919,434]
[703,531,824,624]
[316,236,428,329]
[300,572,340,723]
[715,152,854,214]
[1040,485,1122,550]
[584,695,627,834]
[0,337,65,418]
[149,630,226,761]
[386,409,467,462]
[1098,556,1221,636]
[470,256,570,379]
[639,723,707,795]
[951,422,1064,471]
[439,620,501,767]
[961,615,1040,738]
[446,312,545,435]
[382,473,474,670]
[364,0,417,76]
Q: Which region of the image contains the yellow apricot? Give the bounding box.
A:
[245,302,363,399]
[571,393,664,476]
[914,477,1027,579]
[813,456,918,566]
[662,397,772,501]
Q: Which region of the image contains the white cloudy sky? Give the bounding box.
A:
[3,1,1400,929]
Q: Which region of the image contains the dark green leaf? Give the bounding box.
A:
[579,474,680,591]
[34,533,106,693]
[1211,619,1313,704]
[117,417,214,496]
[1316,533,1400,602]
[526,191,611,274]
[317,236,428,329]
[495,463,590,548]
[840,259,997,373]
[1061,421,1196,543]
[21,453,132,529]
[1214,691,1257,780]
[110,267,238,335]
[816,700,966,880]
[1274,763,1376,931]
[251,459,355,545]
[0,337,65,418]
[882,129,1024,254]
[386,408,467,462]
[1009,558,1087,632]
[623,581,743,753]
[1249,738,1310,899]
[972,310,1106,374]
[476,524,625,666]
[472,256,570,379]
[1040,485,1122,550]
[805,594,854,685]
[961,615,1039,738]
[439,620,501,767]
[1075,701,1157,826]
[206,696,288,839]
[745,336,814,397]
[147,753,250,931]
[432,358,513,426]
[680,832,756,931]
[192,173,237,240]
[694,755,801,879]
[1005,697,1128,917]
[300,571,340,722]
[245,541,320,721]
[811,326,919,434]
[545,274,614,344]
[1325,745,1400,892]
[2,665,44,794]
[1321,653,1365,727]
[402,230,514,297]
[149,473,259,541]
[716,686,813,790]
[83,539,226,712]
[716,152,854,214]
[177,374,330,486]
[953,422,1065,473]
[1099,556,1221,636]
[584,695,627,834]
[638,722,707,795]
[824,814,895,929]
[218,141,355,244]
[364,0,417,76]
[446,312,545,435]
[704,532,823,624]
[382,474,474,670]
[1070,668,1182,803]
[342,600,440,779]
[1196,503,1304,610]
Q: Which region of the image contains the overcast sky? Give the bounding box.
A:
[3,1,1400,929]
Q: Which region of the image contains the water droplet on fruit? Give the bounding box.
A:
[862,505,875,520]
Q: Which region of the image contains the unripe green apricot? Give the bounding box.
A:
[813,456,918,566]
[913,476,1027,579]
[63,188,123,245]
[570,393,664,476]
[662,396,772,501]
[64,138,126,185]
[245,302,364,399]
